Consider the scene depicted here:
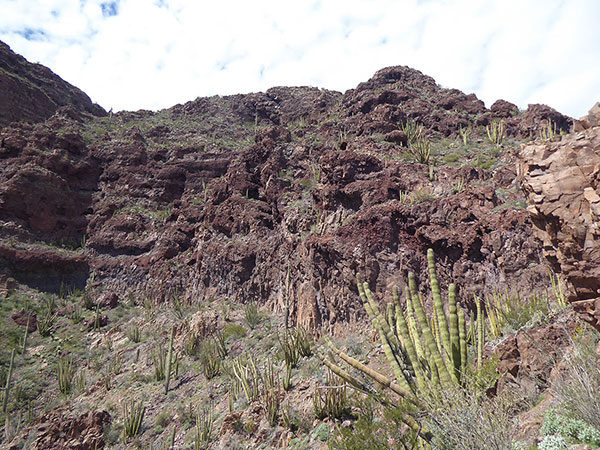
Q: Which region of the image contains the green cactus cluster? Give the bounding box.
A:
[152,326,179,393]
[319,248,487,439]
[313,369,347,420]
[57,355,75,395]
[2,349,15,415]
[486,119,505,146]
[122,400,145,441]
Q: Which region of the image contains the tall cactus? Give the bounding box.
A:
[476,296,484,371]
[164,325,175,394]
[428,249,451,362]
[2,348,15,415]
[322,248,489,435]
[20,316,30,354]
[448,284,460,378]
[458,308,467,379]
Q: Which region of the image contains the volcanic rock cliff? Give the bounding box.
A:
[0,44,578,330]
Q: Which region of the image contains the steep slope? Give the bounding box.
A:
[0,41,105,129]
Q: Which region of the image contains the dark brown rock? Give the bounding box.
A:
[518,103,572,138]
[85,314,108,331]
[383,130,408,146]
[11,309,37,331]
[28,409,111,450]
[490,99,519,118]
[0,48,562,332]
[95,291,119,309]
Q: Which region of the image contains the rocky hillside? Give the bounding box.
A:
[3,44,600,450]
[0,41,105,129]
[0,60,574,331]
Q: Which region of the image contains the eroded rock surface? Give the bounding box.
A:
[519,103,600,331]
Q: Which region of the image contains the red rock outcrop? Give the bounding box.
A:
[30,409,111,450]
[519,103,600,331]
[0,41,105,129]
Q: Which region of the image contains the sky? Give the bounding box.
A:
[1,0,598,117]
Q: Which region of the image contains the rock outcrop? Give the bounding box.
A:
[0,41,105,129]
[31,409,111,450]
[519,102,600,331]
[0,45,574,329]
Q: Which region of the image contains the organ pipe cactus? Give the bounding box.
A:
[320,249,487,438]
[2,349,15,415]
[164,325,175,394]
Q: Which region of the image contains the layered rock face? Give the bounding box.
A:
[519,103,600,331]
[0,41,105,128]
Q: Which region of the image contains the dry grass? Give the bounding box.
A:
[552,332,600,430]
[422,385,515,450]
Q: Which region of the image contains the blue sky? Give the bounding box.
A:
[1,0,598,117]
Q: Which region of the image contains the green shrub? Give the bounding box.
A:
[244,303,261,329]
[541,408,600,446]
[223,323,247,341]
[538,435,567,450]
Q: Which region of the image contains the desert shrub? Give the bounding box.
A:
[483,290,551,338]
[127,323,141,343]
[37,308,56,337]
[407,137,431,164]
[152,345,167,381]
[122,401,145,441]
[537,435,567,450]
[262,359,281,426]
[278,329,300,368]
[198,340,221,379]
[194,404,214,450]
[223,323,247,341]
[57,355,75,395]
[422,385,514,450]
[184,333,200,357]
[540,408,600,446]
[155,411,171,428]
[552,332,600,431]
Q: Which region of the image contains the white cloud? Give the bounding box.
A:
[0,0,598,116]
